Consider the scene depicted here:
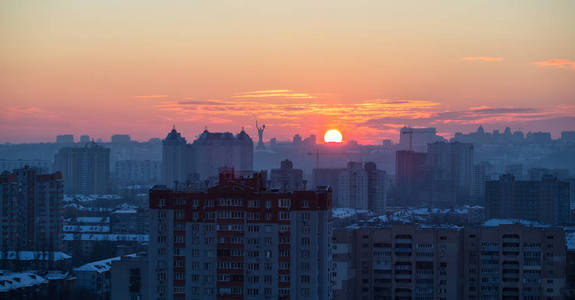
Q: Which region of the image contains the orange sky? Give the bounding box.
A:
[1,0,574,143]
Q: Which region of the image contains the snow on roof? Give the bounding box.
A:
[0,251,71,261]
[113,209,137,214]
[76,217,109,223]
[63,225,110,233]
[482,219,551,228]
[63,233,149,242]
[64,194,122,203]
[44,271,69,280]
[74,254,137,273]
[566,232,575,251]
[332,208,372,219]
[0,272,48,292]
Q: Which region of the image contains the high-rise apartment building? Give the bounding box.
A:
[398,127,445,152]
[115,160,161,184]
[333,224,463,299]
[111,134,131,144]
[0,167,64,253]
[463,221,566,299]
[313,162,385,210]
[427,141,474,207]
[338,162,368,209]
[269,160,305,192]
[161,127,189,186]
[365,162,387,214]
[333,221,567,300]
[192,129,253,179]
[471,163,488,205]
[148,171,332,300]
[161,128,254,187]
[54,141,110,195]
[56,134,74,144]
[395,150,429,206]
[486,174,571,225]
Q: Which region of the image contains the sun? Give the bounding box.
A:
[324,129,343,143]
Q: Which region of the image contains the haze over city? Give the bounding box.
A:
[2,0,575,143]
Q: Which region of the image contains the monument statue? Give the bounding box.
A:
[256,121,266,150]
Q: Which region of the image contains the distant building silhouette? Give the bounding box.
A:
[161,127,188,186]
[111,134,131,144]
[269,159,305,192]
[364,162,388,213]
[395,150,428,206]
[54,141,110,194]
[313,168,343,206]
[0,167,64,254]
[192,129,253,179]
[527,168,570,181]
[561,131,575,142]
[338,162,368,209]
[161,127,254,187]
[427,141,474,207]
[486,174,571,225]
[313,162,386,210]
[79,135,91,144]
[115,160,161,184]
[398,127,444,152]
[56,134,74,144]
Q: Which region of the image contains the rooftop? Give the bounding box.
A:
[0,251,71,261]
[74,254,137,273]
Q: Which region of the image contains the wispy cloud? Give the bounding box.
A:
[461,57,504,62]
[533,59,575,69]
[233,90,315,99]
[134,94,169,99]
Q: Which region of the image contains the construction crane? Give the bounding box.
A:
[402,128,414,151]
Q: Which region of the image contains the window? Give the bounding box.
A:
[265,200,272,209]
[279,211,290,220]
[302,200,310,208]
[248,200,259,208]
[279,198,291,208]
[175,209,185,220]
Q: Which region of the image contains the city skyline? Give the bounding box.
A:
[1,1,575,143]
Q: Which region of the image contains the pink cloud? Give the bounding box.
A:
[533,59,575,69]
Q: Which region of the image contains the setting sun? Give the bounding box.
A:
[324,129,343,143]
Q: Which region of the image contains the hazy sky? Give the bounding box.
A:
[1,0,574,143]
